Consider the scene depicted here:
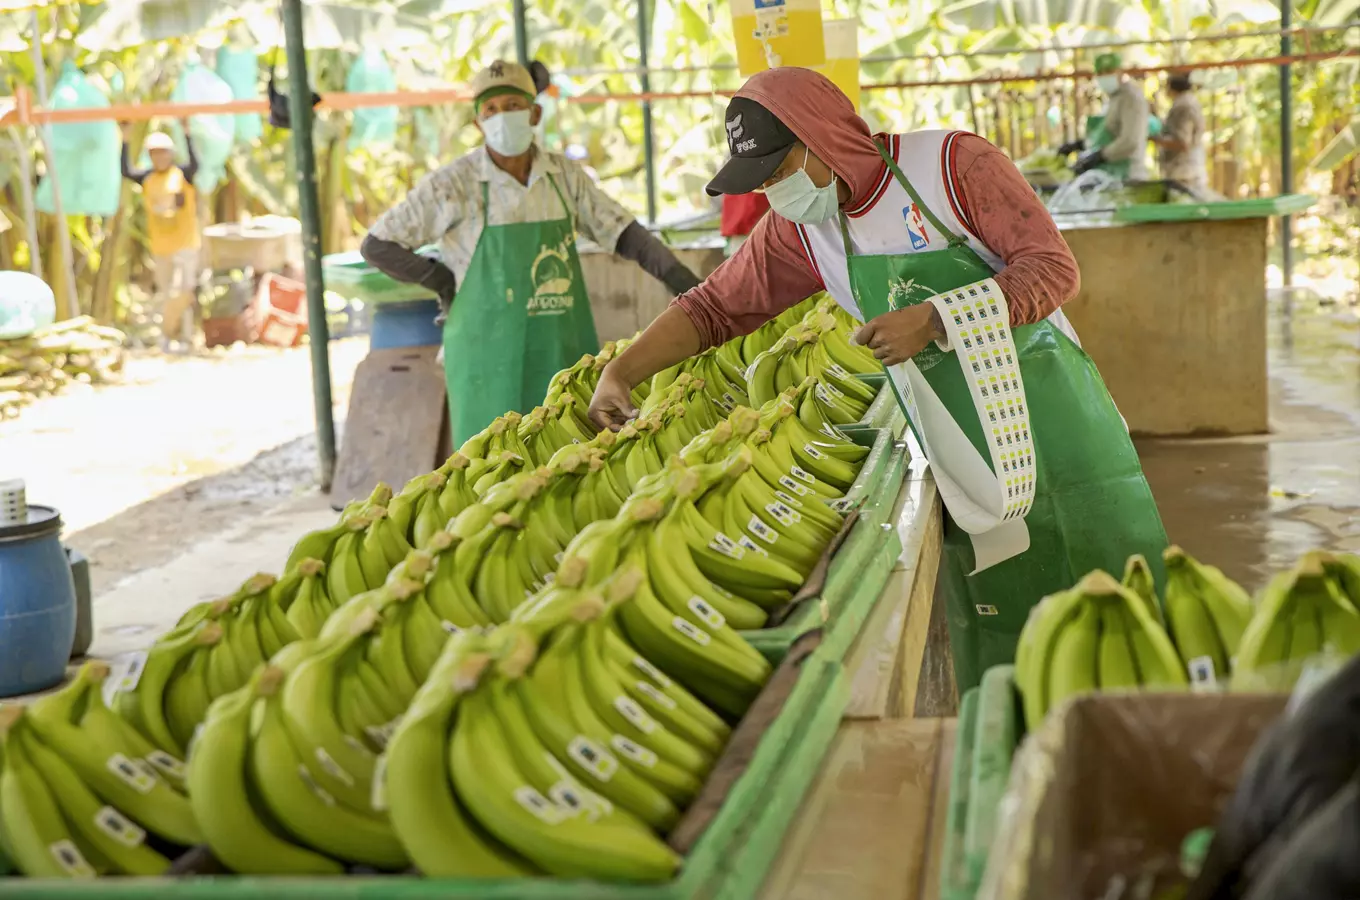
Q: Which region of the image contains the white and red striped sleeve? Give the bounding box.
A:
[671,211,824,350]
[947,133,1081,324]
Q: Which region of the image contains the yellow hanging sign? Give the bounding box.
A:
[815,18,861,111]
[730,0,826,78]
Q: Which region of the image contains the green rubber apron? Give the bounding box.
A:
[843,143,1168,691]
[442,175,598,447]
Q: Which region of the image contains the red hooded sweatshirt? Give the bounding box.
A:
[674,67,1080,350]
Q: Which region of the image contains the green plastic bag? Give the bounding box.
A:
[346,49,397,151]
[216,45,263,144]
[35,63,121,217]
[170,59,236,193]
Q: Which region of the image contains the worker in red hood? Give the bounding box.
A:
[587,66,1167,693]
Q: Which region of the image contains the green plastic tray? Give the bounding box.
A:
[322,250,440,306]
[940,687,980,900]
[741,428,911,658]
[0,647,847,900]
[964,665,1020,889]
[1114,192,1316,224]
[706,654,851,900]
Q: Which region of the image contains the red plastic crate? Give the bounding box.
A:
[260,273,307,318]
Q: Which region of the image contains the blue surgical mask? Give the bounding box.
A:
[482,109,535,156]
[764,147,840,226]
[1097,75,1120,95]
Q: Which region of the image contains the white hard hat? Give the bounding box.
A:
[144,132,175,152]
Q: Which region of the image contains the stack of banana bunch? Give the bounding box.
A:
[1016,564,1189,730]
[733,294,829,366]
[184,554,470,876]
[515,339,649,466]
[0,662,202,877]
[745,302,883,427]
[1232,551,1360,689]
[382,502,773,882]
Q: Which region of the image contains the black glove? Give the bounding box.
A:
[1056,139,1085,157]
[1072,149,1105,175]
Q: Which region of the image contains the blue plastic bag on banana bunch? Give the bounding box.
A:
[35,63,121,217]
[1186,650,1360,900]
[215,43,263,144]
[345,49,397,151]
[0,272,56,340]
[170,59,236,194]
[1238,777,1360,900]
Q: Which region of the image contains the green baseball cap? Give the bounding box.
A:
[1094,52,1123,74]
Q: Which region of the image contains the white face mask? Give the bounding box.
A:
[481,109,534,156]
[764,147,840,226]
[1097,75,1120,95]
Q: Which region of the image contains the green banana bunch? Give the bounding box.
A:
[20,662,201,851]
[186,669,344,875]
[1120,553,1164,625]
[1315,550,1360,610]
[1162,545,1254,684]
[380,632,538,877]
[1015,570,1187,729]
[1234,552,1360,690]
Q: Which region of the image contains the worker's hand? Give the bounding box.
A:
[1072,149,1105,175]
[853,305,945,368]
[587,364,638,432]
[1057,139,1084,157]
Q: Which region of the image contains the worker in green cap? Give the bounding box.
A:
[360,60,702,446]
[1058,52,1151,180]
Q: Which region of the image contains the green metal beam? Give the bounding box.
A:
[512,0,529,66]
[638,0,657,224]
[282,0,337,491]
[1279,0,1294,288]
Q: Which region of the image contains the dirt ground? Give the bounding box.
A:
[1,339,367,596]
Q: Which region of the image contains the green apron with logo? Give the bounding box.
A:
[443,175,598,447]
[843,144,1168,691]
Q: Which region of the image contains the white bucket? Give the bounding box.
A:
[0,479,27,525]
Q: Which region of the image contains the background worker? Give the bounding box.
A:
[719,192,770,257]
[1154,70,1208,192]
[359,60,703,446]
[121,124,201,352]
[587,67,1167,692]
[1060,52,1151,180]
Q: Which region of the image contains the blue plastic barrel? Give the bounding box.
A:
[369,298,442,350]
[0,506,78,697]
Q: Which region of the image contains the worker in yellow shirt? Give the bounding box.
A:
[121,123,202,351]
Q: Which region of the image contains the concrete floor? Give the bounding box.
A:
[1136,293,1360,592]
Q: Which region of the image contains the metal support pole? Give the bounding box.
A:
[282,0,337,491]
[30,11,78,318]
[512,0,530,67]
[1280,0,1294,289]
[638,0,658,224]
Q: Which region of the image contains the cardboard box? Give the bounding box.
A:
[978,693,1287,900]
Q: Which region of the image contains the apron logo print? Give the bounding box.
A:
[528,242,576,316]
[975,604,999,616]
[903,203,930,250]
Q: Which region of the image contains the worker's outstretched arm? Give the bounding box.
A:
[362,166,464,319]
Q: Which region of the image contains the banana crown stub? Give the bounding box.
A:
[0,704,24,736]
[198,621,225,645]
[297,557,326,577]
[1076,569,1123,596]
[242,572,278,597]
[603,566,644,606]
[255,665,286,697]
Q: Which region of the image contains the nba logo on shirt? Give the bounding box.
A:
[903,203,930,250]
